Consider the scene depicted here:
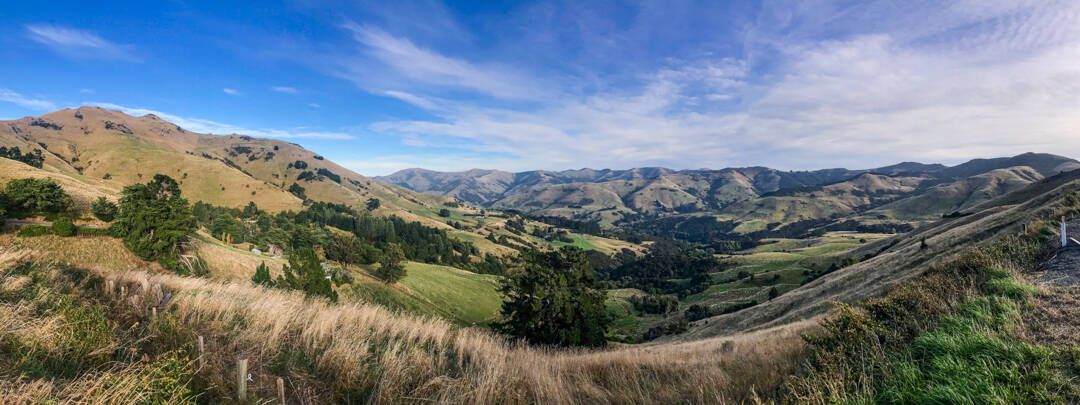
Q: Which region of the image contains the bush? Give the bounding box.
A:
[91,197,118,222]
[52,217,75,236]
[16,224,51,237]
[276,248,338,302]
[4,178,71,216]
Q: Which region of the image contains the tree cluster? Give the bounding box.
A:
[109,175,197,271]
[497,247,610,347]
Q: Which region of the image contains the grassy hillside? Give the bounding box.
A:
[677,168,1080,340]
[0,107,641,259]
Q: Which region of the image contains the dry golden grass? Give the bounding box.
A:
[191,234,286,280]
[103,269,808,404]
[0,233,155,273]
[0,158,118,213]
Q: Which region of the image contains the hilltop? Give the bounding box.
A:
[380,153,1079,231]
[0,107,641,258]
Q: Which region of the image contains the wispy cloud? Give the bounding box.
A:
[308,103,321,108]
[0,88,56,110]
[358,1,1080,171]
[335,23,543,100]
[86,102,354,140]
[271,86,299,94]
[223,88,242,96]
[25,24,138,61]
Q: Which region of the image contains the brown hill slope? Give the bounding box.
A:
[0,107,461,228]
[676,168,1080,340]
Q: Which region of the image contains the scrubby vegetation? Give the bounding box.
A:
[0,146,44,168]
[789,215,1080,402]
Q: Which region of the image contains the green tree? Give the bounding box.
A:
[326,232,363,265]
[4,178,70,216]
[288,183,306,199]
[375,243,407,283]
[768,286,779,300]
[243,201,259,218]
[275,248,337,302]
[252,261,273,287]
[497,247,610,347]
[91,197,118,222]
[52,216,75,236]
[109,175,196,269]
[366,198,380,211]
[438,208,451,217]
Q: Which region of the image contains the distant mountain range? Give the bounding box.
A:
[376,153,1080,228]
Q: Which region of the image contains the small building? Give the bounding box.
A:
[250,248,262,255]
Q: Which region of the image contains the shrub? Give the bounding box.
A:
[4,178,71,216]
[252,261,273,287]
[91,197,118,222]
[438,208,451,218]
[276,248,338,302]
[52,217,75,236]
[16,224,51,237]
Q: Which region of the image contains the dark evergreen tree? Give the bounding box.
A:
[497,247,610,348]
[91,197,118,222]
[109,175,196,270]
[252,261,273,287]
[375,243,407,283]
[276,248,337,302]
[366,198,380,211]
[4,178,70,216]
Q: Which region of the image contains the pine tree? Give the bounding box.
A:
[497,247,610,348]
[109,175,196,270]
[375,243,407,283]
[276,248,337,302]
[91,197,118,222]
[252,261,273,287]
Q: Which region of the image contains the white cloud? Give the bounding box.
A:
[223,88,242,96]
[308,103,321,108]
[336,23,543,100]
[272,86,299,94]
[0,88,56,110]
[79,88,95,94]
[86,102,355,140]
[360,1,1080,171]
[25,24,138,61]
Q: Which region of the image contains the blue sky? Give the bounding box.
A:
[2,1,1079,175]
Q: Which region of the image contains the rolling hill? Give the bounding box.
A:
[0,107,640,258]
[380,154,1080,232]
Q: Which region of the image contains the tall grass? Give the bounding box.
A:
[105,268,807,403]
[787,212,1078,403]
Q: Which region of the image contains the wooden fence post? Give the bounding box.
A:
[236,356,248,400]
[277,377,286,404]
[197,336,205,370]
[151,307,157,321]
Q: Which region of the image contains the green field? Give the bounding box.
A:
[349,261,503,326]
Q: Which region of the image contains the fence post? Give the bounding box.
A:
[237,356,248,400]
[151,307,157,321]
[197,336,205,370]
[277,377,286,404]
[1063,216,1068,248]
